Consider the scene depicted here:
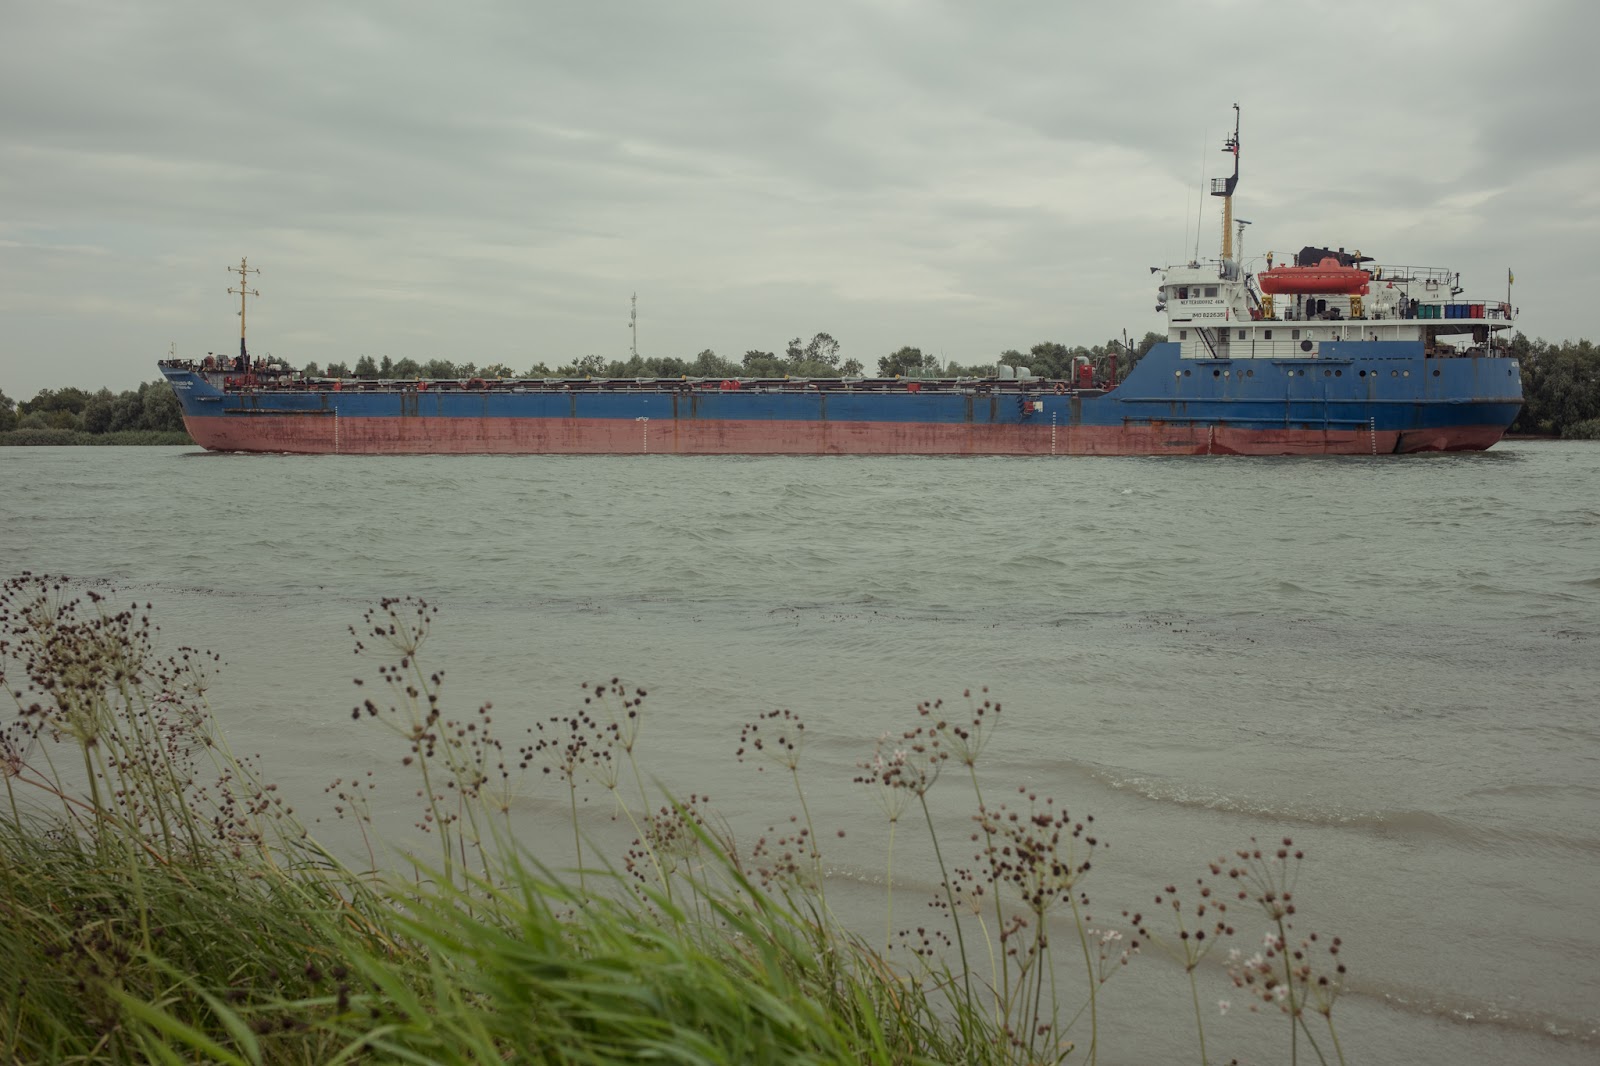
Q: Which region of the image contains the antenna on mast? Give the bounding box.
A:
[1211,104,1241,264]
[629,292,638,359]
[227,257,260,363]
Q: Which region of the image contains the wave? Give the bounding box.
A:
[1365,978,1598,1045]
[1087,771,1600,856]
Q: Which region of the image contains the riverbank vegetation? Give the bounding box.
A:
[1,576,1352,1064]
[0,381,191,445]
[1507,337,1600,438]
[310,332,1166,386]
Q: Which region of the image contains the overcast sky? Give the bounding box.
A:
[3,0,1597,396]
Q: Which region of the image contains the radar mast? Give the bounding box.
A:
[1211,104,1241,265]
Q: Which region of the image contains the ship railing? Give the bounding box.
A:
[1367,264,1456,285]
[241,375,1109,396]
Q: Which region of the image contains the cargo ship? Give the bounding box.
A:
[159,108,1522,456]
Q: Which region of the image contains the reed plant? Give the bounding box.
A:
[0,576,1351,1064]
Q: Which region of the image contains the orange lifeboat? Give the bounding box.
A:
[1257,257,1371,295]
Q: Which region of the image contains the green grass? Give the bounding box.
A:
[0,577,1350,1065]
[0,428,194,446]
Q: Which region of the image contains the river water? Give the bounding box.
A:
[2,442,1597,1064]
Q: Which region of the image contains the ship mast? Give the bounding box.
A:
[1211,104,1241,267]
[227,257,260,363]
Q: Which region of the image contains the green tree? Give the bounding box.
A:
[878,346,936,378]
[378,356,395,377]
[0,389,17,432]
[1512,337,1600,436]
[353,356,379,379]
[140,381,184,431]
[109,390,145,432]
[553,355,607,377]
[20,387,92,418]
[81,388,117,434]
[1027,342,1072,378]
[688,349,738,378]
[324,361,351,379]
[301,362,321,377]
[741,350,784,377]
[392,358,421,379]
[804,332,842,369]
[423,359,460,379]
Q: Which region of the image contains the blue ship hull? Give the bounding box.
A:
[159,342,1522,455]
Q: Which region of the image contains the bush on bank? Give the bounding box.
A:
[0,428,193,446]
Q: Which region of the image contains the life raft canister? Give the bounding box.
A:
[1258,257,1372,296]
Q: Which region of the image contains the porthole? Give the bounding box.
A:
[1184,369,1192,377]
[1433,370,1441,377]
[1301,340,1313,352]
[1224,370,1231,377]
[1214,369,1222,377]
[1335,370,1342,377]
[1246,369,1254,377]
[1324,369,1332,377]
[1359,370,1367,377]
[1391,370,1399,378]
[1175,370,1182,378]
[1403,370,1410,377]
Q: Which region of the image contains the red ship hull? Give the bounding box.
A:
[180,414,1508,456]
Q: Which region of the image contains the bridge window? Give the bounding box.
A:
[1178,287,1189,299]
[1205,287,1218,297]
[1292,329,1301,340]
[1238,330,1246,340]
[1179,330,1188,339]
[1264,329,1273,339]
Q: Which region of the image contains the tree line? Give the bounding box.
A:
[301,331,1167,385]
[1506,336,1600,438]
[0,381,188,442]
